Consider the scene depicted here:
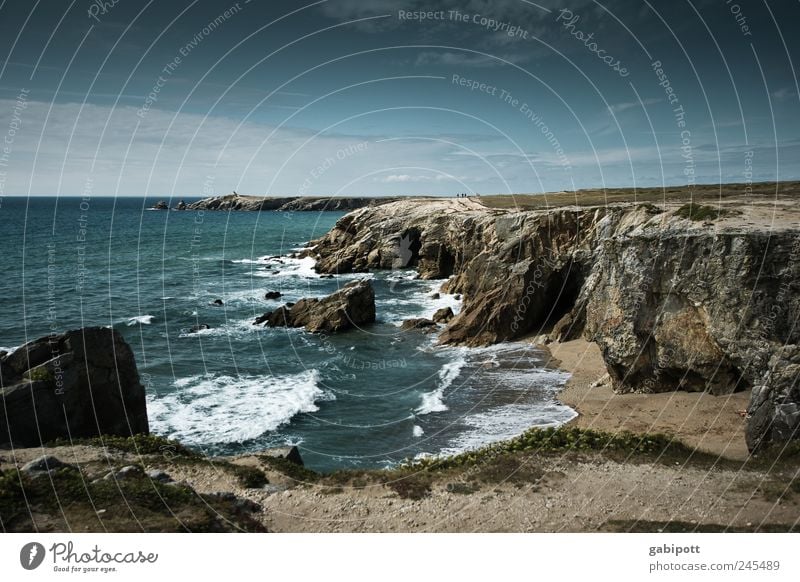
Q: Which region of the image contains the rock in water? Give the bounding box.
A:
[256,279,375,333]
[0,327,149,447]
[432,307,454,323]
[400,318,437,331]
[264,291,282,300]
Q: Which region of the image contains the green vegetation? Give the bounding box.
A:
[25,366,54,383]
[673,203,738,221]
[476,181,799,211]
[0,466,265,532]
[404,426,704,472]
[230,464,269,489]
[47,434,198,458]
[257,454,320,484]
[313,427,718,500]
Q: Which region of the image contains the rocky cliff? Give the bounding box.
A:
[304,197,800,451]
[185,194,401,212]
[0,327,149,446]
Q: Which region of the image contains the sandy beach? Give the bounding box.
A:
[544,339,752,461]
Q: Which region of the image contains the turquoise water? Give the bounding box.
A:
[0,197,575,472]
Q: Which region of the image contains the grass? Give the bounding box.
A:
[312,427,732,500]
[476,181,799,211]
[403,426,715,472]
[673,203,739,221]
[46,434,198,458]
[0,465,265,532]
[257,454,320,484]
[230,465,269,489]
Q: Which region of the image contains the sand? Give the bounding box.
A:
[543,338,752,461]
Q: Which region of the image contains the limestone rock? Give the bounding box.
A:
[432,307,454,323]
[256,279,375,333]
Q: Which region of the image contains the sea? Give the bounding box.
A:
[0,196,576,472]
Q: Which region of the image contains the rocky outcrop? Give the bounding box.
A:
[400,318,437,331]
[255,279,375,333]
[305,198,800,451]
[186,194,401,212]
[0,327,149,447]
[433,307,454,323]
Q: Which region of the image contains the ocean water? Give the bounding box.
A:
[0,196,575,472]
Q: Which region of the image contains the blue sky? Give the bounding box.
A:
[0,0,798,197]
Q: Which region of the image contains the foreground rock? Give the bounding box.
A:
[0,327,149,447]
[255,279,375,333]
[305,195,800,451]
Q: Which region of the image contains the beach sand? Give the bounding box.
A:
[543,338,751,461]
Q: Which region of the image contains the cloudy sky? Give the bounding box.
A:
[0,0,798,197]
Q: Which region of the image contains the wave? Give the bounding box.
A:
[126,314,155,326]
[380,277,462,325]
[250,256,318,279]
[416,352,468,415]
[147,369,329,445]
[438,402,578,458]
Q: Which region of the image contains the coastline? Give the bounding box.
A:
[542,338,751,461]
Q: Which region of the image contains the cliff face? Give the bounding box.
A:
[185,194,400,212]
[306,198,800,451]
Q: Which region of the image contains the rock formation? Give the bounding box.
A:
[305,198,800,451]
[186,194,402,212]
[0,327,149,447]
[255,279,375,333]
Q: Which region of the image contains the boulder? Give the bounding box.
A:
[256,279,375,333]
[21,455,72,475]
[211,299,224,306]
[432,307,454,323]
[0,327,149,447]
[264,291,282,300]
[259,445,304,466]
[400,318,437,331]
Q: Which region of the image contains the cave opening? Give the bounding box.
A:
[543,263,584,328]
[398,228,422,267]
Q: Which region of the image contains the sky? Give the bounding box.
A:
[0,0,798,197]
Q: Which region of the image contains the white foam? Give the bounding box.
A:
[381,276,462,324]
[439,402,578,457]
[230,256,270,264]
[416,352,468,415]
[126,315,155,326]
[412,425,425,437]
[148,369,329,445]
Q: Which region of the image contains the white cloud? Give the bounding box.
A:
[607,97,662,114]
[414,51,528,68]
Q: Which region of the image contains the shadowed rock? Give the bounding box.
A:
[255,279,375,333]
[0,327,149,447]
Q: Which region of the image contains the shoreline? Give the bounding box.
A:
[542,338,751,461]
